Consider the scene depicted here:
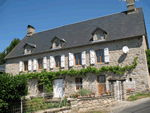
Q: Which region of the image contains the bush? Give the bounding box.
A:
[0,73,28,112]
[77,89,93,96]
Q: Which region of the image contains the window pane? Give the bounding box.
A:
[101,50,104,62]
[99,76,105,83]
[76,54,78,65]
[96,51,100,62]
[79,53,81,65]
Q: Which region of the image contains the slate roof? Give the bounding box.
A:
[0,65,5,72]
[5,8,147,59]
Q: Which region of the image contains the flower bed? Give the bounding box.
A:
[66,89,112,99]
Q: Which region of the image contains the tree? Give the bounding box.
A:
[0,38,20,65]
[146,50,150,73]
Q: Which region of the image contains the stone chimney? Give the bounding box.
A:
[27,25,35,36]
[126,0,136,12]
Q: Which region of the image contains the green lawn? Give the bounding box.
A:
[127,93,150,101]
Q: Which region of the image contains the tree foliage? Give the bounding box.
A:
[0,73,28,112]
[146,50,150,72]
[0,38,20,65]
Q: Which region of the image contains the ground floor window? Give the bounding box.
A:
[75,77,82,90]
[38,80,43,92]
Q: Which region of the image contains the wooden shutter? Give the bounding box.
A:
[43,57,47,69]
[69,53,74,67]
[28,59,32,71]
[82,51,86,65]
[90,50,95,64]
[50,56,54,68]
[104,47,109,63]
[19,61,23,72]
[61,54,65,68]
[33,59,37,70]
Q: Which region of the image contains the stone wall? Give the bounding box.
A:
[70,97,118,112]
[5,36,150,95]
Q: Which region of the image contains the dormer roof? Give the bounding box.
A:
[51,36,66,42]
[23,43,36,48]
[91,27,107,35]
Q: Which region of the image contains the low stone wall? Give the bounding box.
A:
[70,96,118,112]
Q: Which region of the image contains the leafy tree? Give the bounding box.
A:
[0,38,20,65]
[146,50,150,72]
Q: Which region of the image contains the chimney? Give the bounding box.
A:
[126,0,136,12]
[27,25,35,36]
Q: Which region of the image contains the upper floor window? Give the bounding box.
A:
[24,61,28,71]
[51,36,66,49]
[55,56,61,67]
[75,77,82,90]
[74,53,81,66]
[38,58,43,69]
[56,42,59,47]
[96,50,104,63]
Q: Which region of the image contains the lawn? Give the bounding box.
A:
[127,93,150,101]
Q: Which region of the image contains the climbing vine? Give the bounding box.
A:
[19,57,138,93]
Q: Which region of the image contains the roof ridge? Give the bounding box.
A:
[33,8,142,35]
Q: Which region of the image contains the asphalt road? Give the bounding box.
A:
[119,100,150,113]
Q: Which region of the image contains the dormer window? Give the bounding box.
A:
[23,43,36,55]
[91,27,107,42]
[51,36,66,49]
[56,42,59,47]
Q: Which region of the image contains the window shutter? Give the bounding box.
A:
[61,54,65,68]
[90,50,95,64]
[28,59,32,71]
[104,47,109,63]
[69,53,74,67]
[82,51,86,65]
[43,57,47,69]
[50,56,54,68]
[19,61,23,72]
[33,59,37,70]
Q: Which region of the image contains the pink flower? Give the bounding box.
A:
[99,94,101,96]
[78,94,80,95]
[74,93,76,94]
[108,90,110,92]
[91,95,94,97]
[95,91,96,94]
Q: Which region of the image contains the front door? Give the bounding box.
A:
[54,79,63,98]
[97,75,105,94]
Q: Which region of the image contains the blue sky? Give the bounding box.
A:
[0,0,150,53]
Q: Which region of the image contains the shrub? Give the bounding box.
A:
[77,89,93,96]
[0,73,28,112]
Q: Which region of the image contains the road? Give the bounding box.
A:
[118,100,150,113]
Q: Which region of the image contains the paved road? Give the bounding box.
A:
[118,100,150,113]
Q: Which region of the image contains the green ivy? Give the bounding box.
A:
[18,57,138,93]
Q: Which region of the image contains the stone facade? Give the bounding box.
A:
[5,36,150,97]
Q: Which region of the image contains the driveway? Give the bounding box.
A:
[111,97,150,113]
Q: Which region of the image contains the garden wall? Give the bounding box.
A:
[70,97,118,112]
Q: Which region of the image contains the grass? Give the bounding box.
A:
[127,93,150,101]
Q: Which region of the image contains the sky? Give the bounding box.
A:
[0,0,150,53]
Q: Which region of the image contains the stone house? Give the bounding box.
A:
[4,0,150,99]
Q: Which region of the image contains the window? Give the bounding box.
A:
[96,50,104,63]
[38,58,43,69]
[75,78,82,90]
[56,42,59,47]
[55,56,61,67]
[38,80,43,92]
[75,53,81,66]
[24,61,28,71]
[97,34,101,40]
